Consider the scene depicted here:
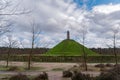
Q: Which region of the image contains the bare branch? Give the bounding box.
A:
[0,0,31,16]
[0,1,31,36]
[0,10,31,15]
[0,1,10,10]
[28,20,41,69]
[0,22,12,36]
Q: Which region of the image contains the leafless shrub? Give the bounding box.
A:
[106,63,114,67]
[9,73,30,80]
[63,70,73,78]
[94,64,105,68]
[33,72,48,80]
[96,65,120,80]
[71,71,92,80]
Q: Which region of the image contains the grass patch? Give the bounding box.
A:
[25,66,45,71]
[0,66,9,71]
[8,66,25,71]
[51,68,64,71]
[0,65,45,71]
[0,66,25,71]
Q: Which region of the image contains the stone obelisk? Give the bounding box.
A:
[67,31,70,40]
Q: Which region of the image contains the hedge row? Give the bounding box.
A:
[0,54,120,63]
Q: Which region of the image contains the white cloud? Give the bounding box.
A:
[86,3,120,47]
[93,3,120,14]
[1,0,120,48]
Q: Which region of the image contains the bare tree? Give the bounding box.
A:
[28,21,41,70]
[0,0,30,67]
[3,35,19,67]
[82,28,88,71]
[113,31,118,65]
[106,24,120,65]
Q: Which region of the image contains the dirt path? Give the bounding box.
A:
[0,61,101,80]
[0,61,78,71]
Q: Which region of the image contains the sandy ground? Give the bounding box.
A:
[0,61,77,71]
[0,61,101,80]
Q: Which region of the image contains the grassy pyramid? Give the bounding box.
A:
[45,39,97,56]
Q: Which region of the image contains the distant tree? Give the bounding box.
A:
[105,24,120,65]
[113,30,118,65]
[74,20,88,71]
[82,28,88,71]
[28,21,41,70]
[0,1,30,67]
[3,35,19,67]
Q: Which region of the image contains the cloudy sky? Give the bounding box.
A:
[1,0,120,48]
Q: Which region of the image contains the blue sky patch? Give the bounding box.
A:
[73,0,120,10]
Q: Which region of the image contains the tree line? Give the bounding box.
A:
[0,47,49,54]
[0,47,120,55]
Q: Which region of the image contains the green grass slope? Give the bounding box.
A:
[45,39,97,56]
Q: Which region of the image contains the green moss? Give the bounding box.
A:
[45,39,98,56]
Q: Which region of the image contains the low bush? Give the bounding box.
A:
[63,70,73,78]
[96,65,120,80]
[33,72,48,80]
[94,64,105,68]
[71,71,92,80]
[9,73,30,80]
[105,63,114,67]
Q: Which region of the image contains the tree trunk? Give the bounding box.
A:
[28,26,35,70]
[82,32,87,71]
[28,53,31,70]
[6,48,10,67]
[113,33,118,65]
